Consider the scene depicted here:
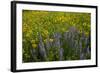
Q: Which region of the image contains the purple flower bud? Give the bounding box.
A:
[38,33,47,61]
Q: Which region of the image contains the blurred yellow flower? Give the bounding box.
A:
[44,29,48,34]
[62,28,66,32]
[49,39,53,42]
[85,32,88,36]
[83,23,86,26]
[59,17,62,20]
[44,38,53,43]
[32,43,37,48]
[31,40,35,43]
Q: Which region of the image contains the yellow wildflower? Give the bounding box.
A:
[49,39,54,42]
[59,17,62,20]
[85,32,88,36]
[32,44,37,48]
[31,40,35,44]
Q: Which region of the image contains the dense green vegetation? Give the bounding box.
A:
[22,10,91,62]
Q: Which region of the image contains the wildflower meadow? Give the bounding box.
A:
[22,10,91,62]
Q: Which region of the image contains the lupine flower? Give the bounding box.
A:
[59,48,64,60]
[63,31,68,41]
[80,53,84,60]
[74,40,79,55]
[53,33,61,49]
[79,39,82,49]
[45,37,51,50]
[30,26,91,61]
[86,46,90,55]
[38,43,47,58]
[38,33,47,61]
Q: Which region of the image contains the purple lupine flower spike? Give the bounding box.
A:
[59,48,64,60]
[80,53,84,60]
[38,33,47,61]
[87,46,90,54]
[53,33,61,48]
[79,40,84,59]
[45,37,51,50]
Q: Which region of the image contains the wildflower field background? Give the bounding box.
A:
[22,10,91,63]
